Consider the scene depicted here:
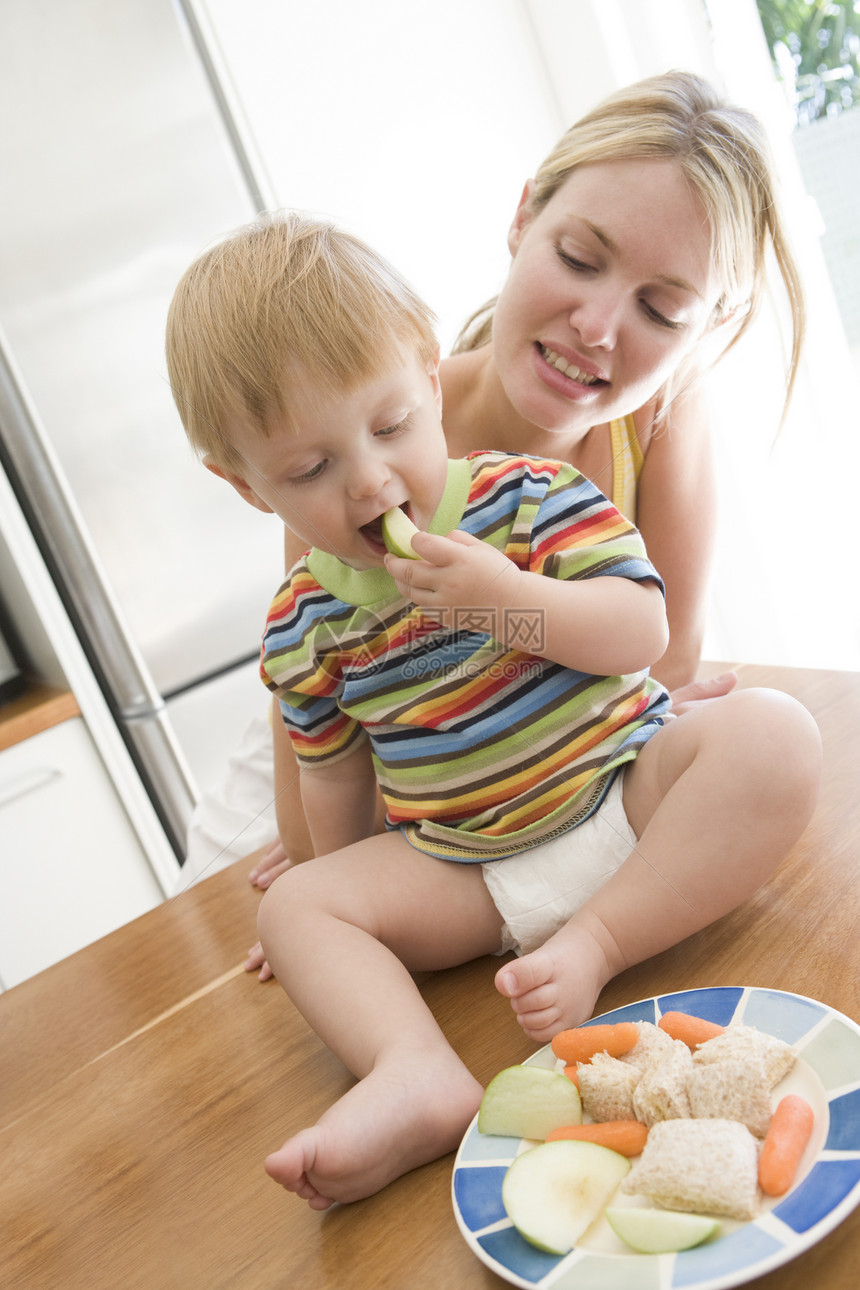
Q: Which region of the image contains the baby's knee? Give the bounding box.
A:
[257,860,321,943]
[744,687,820,757]
[734,687,822,800]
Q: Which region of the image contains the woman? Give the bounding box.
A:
[242,69,805,918]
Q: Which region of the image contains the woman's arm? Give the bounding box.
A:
[245,725,378,980]
[262,527,318,870]
[299,742,379,856]
[633,383,718,691]
[272,701,314,862]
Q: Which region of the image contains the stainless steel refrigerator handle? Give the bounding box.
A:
[0,327,158,712]
[176,0,278,215]
[0,326,198,854]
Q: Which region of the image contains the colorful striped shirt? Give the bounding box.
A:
[261,452,669,861]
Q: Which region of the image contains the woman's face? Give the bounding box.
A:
[491,157,722,433]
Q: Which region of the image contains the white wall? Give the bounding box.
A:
[702,0,860,669]
[198,0,560,352]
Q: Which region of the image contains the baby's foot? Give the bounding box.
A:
[265,1048,483,1208]
[495,916,618,1043]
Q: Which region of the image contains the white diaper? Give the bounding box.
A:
[481,772,637,956]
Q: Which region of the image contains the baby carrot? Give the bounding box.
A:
[657,1011,725,1049]
[563,1065,580,1088]
[545,1120,649,1157]
[551,1022,640,1065]
[758,1095,815,1196]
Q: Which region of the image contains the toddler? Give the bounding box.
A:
[166,212,821,1209]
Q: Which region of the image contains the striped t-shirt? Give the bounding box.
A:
[261,452,669,861]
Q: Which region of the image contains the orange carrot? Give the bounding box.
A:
[758,1095,815,1197]
[563,1065,580,1088]
[545,1120,649,1157]
[551,1022,640,1065]
[657,1011,725,1049]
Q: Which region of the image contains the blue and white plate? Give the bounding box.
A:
[452,986,860,1289]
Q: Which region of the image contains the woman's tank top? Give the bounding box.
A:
[610,414,644,523]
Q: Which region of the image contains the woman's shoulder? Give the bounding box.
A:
[628,399,660,456]
[631,382,712,455]
[438,349,489,456]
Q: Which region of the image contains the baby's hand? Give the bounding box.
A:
[384,529,517,620]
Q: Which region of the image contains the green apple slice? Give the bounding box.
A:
[381,505,420,558]
[604,1206,721,1253]
[503,1140,630,1254]
[477,1065,581,1140]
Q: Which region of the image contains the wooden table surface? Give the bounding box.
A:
[2,663,859,1290]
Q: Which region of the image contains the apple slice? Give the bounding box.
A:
[604,1206,721,1253]
[381,506,420,558]
[477,1065,581,1140]
[503,1140,630,1254]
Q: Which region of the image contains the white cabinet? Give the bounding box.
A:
[0,716,163,988]
[0,458,178,991]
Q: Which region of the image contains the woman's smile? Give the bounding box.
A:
[533,342,608,400]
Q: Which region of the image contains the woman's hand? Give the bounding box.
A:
[668,670,737,716]
[245,837,297,981]
[244,939,275,981]
[247,836,294,889]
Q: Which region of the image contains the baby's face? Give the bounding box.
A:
[218,347,449,569]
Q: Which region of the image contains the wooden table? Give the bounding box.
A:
[2,663,858,1289]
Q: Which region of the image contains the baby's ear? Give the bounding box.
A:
[203,456,273,514]
[427,346,443,413]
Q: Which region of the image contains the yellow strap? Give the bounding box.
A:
[610,415,644,522]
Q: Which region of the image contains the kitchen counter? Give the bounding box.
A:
[2,662,858,1289]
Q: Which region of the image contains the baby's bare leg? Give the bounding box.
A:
[497,688,821,1041]
[258,834,503,1207]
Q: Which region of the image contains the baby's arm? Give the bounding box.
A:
[385,529,668,676]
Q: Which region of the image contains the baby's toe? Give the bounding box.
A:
[517,1002,565,1042]
[495,948,555,1000]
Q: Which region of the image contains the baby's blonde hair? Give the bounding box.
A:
[166,211,438,470]
[455,71,805,417]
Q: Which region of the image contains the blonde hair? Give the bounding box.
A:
[166,211,438,470]
[454,71,805,418]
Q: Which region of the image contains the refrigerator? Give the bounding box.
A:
[0,0,286,863]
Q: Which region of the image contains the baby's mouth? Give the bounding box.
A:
[360,516,386,552]
[360,503,411,555]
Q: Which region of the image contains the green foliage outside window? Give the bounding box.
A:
[756,0,860,123]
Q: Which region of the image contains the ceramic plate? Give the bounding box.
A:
[452,986,860,1289]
